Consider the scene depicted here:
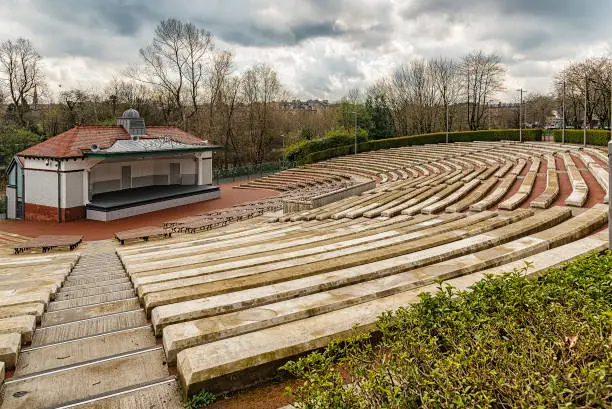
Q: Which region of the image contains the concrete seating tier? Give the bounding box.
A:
[498,158,540,210]
[156,205,607,395]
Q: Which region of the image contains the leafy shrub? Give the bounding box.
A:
[184,390,216,408]
[553,129,611,146]
[282,252,612,408]
[297,129,543,164]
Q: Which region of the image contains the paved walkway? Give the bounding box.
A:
[0,181,278,241]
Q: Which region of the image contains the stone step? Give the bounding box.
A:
[66,274,129,285]
[60,278,131,291]
[32,310,147,346]
[48,290,137,312]
[150,207,574,332]
[42,298,142,327]
[0,303,45,324]
[161,206,607,364]
[2,347,169,409]
[55,283,135,301]
[17,326,156,375]
[49,377,183,409]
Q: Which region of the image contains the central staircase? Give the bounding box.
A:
[1,241,183,409]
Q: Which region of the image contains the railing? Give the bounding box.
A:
[213,160,296,185]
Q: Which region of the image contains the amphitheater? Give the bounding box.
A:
[0,140,609,408]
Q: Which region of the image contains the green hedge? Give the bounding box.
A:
[298,129,543,165]
[553,129,611,146]
[285,128,369,163]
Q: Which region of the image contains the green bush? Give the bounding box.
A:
[553,129,611,146]
[285,127,369,163]
[184,390,216,408]
[297,129,543,164]
[282,252,612,408]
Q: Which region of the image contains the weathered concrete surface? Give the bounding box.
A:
[0,315,36,344]
[47,290,136,312]
[177,285,438,396]
[66,378,184,409]
[31,309,147,346]
[41,298,141,327]
[0,332,21,368]
[0,303,44,324]
[2,349,170,409]
[16,326,156,375]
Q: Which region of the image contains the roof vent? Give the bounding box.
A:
[91,144,100,152]
[131,134,140,142]
[117,108,146,139]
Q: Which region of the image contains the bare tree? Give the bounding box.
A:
[430,57,461,133]
[207,51,233,137]
[131,18,214,127]
[241,64,283,163]
[461,51,505,130]
[0,38,44,125]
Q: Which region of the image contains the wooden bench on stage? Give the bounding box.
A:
[14,235,83,254]
[114,227,172,245]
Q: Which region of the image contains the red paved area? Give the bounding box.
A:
[0,181,279,241]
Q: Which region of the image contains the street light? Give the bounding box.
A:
[281,133,285,166]
[352,111,358,155]
[583,76,588,147]
[516,88,525,143]
[562,80,566,144]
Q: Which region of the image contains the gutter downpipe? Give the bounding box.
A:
[57,159,62,223]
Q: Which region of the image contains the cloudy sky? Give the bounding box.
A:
[1,0,610,102]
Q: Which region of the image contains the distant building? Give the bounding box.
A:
[6,109,221,222]
[282,99,329,111]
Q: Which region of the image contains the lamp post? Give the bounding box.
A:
[352,111,358,155]
[583,76,588,147]
[281,133,285,166]
[562,80,566,144]
[516,88,525,142]
[445,103,449,143]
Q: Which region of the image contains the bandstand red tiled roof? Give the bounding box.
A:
[19,125,210,159]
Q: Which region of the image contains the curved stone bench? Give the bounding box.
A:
[421,179,481,214]
[470,173,517,212]
[563,153,588,207]
[447,177,498,212]
[531,156,559,209]
[401,182,464,216]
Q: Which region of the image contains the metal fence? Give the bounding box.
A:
[213,160,296,185]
